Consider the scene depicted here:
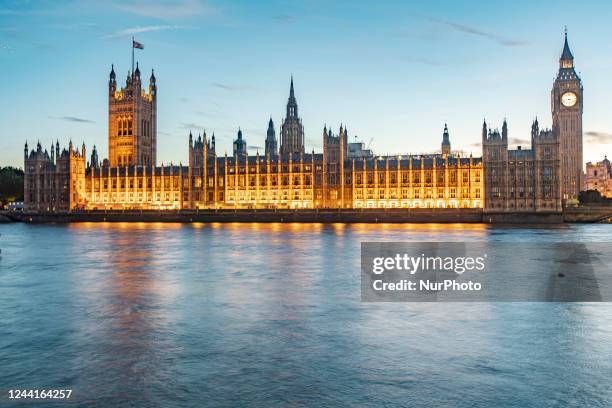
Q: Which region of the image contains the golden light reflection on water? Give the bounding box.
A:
[68,221,491,240]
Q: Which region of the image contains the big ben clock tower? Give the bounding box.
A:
[551,30,583,203]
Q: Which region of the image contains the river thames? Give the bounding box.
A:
[1,222,611,407]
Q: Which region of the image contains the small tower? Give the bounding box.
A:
[233,128,248,157]
[149,69,156,96]
[441,123,451,155]
[265,117,278,157]
[109,64,116,96]
[481,120,488,146]
[531,117,539,144]
[502,119,508,142]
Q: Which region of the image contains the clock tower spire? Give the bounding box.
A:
[551,29,583,203]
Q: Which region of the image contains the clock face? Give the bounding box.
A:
[561,92,577,107]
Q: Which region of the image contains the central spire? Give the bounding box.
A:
[280,75,304,155]
[286,76,298,118]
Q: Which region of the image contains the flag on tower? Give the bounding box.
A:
[133,40,144,49]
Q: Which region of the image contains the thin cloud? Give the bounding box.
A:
[103,25,190,39]
[586,131,612,144]
[425,16,529,47]
[248,145,263,151]
[50,116,95,123]
[181,122,205,131]
[115,0,215,20]
[212,82,260,92]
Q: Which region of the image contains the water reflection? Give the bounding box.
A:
[0,222,611,407]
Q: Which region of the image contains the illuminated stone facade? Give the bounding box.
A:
[584,157,612,198]
[23,140,86,211]
[25,35,579,212]
[108,64,157,168]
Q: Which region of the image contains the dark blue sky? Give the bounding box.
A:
[1,0,611,167]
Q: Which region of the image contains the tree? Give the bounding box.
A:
[0,166,24,205]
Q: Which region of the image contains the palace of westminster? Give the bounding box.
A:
[23,34,584,213]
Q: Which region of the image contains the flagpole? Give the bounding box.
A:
[131,36,134,75]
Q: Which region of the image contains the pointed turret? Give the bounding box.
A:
[109,64,117,95]
[482,120,488,144]
[286,76,298,118]
[233,128,247,157]
[502,119,508,141]
[90,145,99,168]
[265,117,278,157]
[149,68,156,96]
[557,29,579,80]
[280,75,304,155]
[441,123,451,155]
[561,30,573,61]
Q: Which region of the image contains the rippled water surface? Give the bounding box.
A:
[1,222,611,407]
